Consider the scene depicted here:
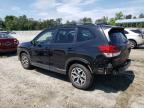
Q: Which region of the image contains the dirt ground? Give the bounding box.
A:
[0,46,144,108]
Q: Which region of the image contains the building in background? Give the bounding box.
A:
[116,18,144,28]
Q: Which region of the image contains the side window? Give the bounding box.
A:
[131,30,141,34]
[35,30,55,44]
[55,29,75,43]
[77,28,94,42]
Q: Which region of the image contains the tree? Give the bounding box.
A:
[0,18,4,30]
[125,14,132,19]
[80,17,92,24]
[108,18,116,25]
[4,16,17,30]
[56,18,62,25]
[133,16,137,19]
[2,12,144,31]
[65,20,71,25]
[95,16,108,24]
[17,15,29,30]
[115,12,124,20]
[139,13,144,18]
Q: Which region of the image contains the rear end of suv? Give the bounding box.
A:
[18,24,131,90]
[0,33,19,53]
[102,26,131,74]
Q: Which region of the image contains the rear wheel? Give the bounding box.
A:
[20,53,32,69]
[129,40,137,49]
[69,64,94,90]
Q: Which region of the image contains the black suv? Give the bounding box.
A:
[18,24,131,89]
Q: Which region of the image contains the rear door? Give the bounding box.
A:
[48,28,76,73]
[108,28,131,67]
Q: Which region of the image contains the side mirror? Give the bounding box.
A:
[31,40,36,46]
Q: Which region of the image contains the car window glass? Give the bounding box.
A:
[77,28,94,42]
[35,30,55,44]
[55,29,75,43]
[131,30,141,34]
[0,34,13,38]
[109,32,128,44]
[124,30,129,34]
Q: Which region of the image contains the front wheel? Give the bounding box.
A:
[20,53,32,69]
[69,64,94,90]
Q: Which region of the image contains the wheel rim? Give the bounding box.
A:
[130,41,135,48]
[71,67,86,86]
[21,54,29,67]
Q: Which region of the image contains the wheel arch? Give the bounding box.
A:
[65,58,93,75]
[128,39,137,45]
[19,49,31,60]
[128,39,137,47]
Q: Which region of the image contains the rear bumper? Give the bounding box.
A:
[112,59,131,74]
[0,48,17,53]
[95,59,131,75]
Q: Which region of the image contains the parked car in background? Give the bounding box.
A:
[130,29,144,37]
[0,31,16,35]
[0,31,16,37]
[0,33,19,53]
[18,24,131,90]
[124,29,144,48]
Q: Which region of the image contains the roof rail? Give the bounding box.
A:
[76,23,95,26]
[96,24,124,30]
[52,23,96,28]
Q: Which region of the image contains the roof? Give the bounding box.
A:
[57,23,96,27]
[116,18,144,24]
[45,24,99,30]
[50,24,123,30]
[0,32,9,34]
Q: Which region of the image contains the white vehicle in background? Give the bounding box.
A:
[103,26,144,49]
[124,29,144,48]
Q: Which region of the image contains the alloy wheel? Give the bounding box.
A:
[71,67,87,86]
[21,54,29,67]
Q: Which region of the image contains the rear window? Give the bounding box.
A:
[0,34,13,38]
[109,32,127,44]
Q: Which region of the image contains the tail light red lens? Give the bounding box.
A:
[98,45,121,57]
[98,45,119,53]
[14,39,19,45]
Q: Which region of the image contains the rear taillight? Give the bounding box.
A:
[14,39,19,45]
[98,45,121,57]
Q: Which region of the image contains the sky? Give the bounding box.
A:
[0,0,144,22]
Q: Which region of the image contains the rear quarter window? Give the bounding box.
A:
[77,28,95,42]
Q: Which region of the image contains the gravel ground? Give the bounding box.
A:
[0,41,144,108]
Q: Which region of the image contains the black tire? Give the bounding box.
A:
[68,64,94,90]
[129,40,137,49]
[20,53,32,69]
